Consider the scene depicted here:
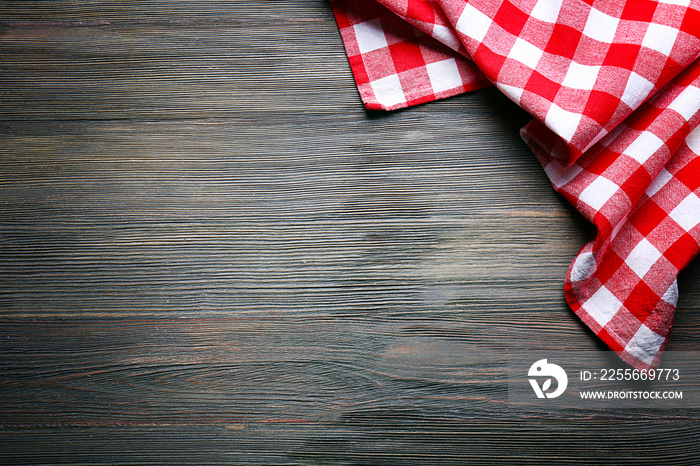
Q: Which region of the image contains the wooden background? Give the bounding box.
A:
[1,1,700,464]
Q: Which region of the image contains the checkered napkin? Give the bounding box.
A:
[331,0,700,369]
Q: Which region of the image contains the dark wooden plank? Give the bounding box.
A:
[1,1,700,464]
[0,1,355,120]
[2,318,699,427]
[0,105,586,320]
[2,422,700,465]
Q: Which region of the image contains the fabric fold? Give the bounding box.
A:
[330,0,700,369]
[330,0,490,110]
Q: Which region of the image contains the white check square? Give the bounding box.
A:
[661,280,678,305]
[583,8,619,43]
[625,238,662,279]
[370,74,406,108]
[579,176,619,211]
[669,193,700,231]
[432,24,461,51]
[426,58,463,93]
[545,103,582,143]
[508,38,543,70]
[642,23,679,57]
[621,72,655,108]
[455,4,492,43]
[668,85,700,120]
[530,0,563,23]
[570,251,596,282]
[354,19,388,54]
[562,62,601,90]
[623,131,665,165]
[582,286,623,327]
[624,325,665,366]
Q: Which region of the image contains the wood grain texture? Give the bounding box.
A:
[1,1,700,464]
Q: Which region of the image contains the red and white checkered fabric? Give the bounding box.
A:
[331,0,491,109]
[331,0,700,369]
